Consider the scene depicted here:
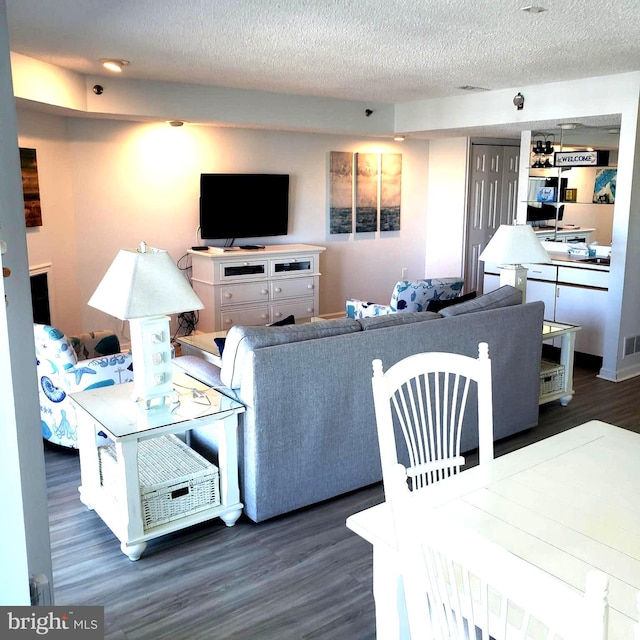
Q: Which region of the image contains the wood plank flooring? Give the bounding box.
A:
[45,356,640,639]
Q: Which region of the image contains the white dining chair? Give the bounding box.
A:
[385,462,610,640]
[371,341,493,495]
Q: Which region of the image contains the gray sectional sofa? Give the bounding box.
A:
[174,285,545,523]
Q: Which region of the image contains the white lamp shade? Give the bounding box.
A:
[478,224,550,265]
[88,246,204,319]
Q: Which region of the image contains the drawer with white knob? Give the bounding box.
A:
[271,301,316,322]
[220,306,270,329]
[219,282,270,306]
[270,277,315,300]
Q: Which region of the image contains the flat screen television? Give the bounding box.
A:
[199,173,290,241]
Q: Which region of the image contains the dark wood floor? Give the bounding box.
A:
[45,356,640,640]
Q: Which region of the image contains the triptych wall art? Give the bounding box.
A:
[329,151,402,234]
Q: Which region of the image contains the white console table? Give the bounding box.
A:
[188,244,325,332]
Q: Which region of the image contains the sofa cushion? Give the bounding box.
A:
[214,337,226,356]
[357,311,442,330]
[439,285,522,317]
[426,290,477,312]
[390,278,465,312]
[70,329,121,360]
[220,317,362,388]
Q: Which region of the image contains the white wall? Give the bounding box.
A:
[0,0,52,604]
[425,137,470,278]
[19,111,81,333]
[18,112,434,335]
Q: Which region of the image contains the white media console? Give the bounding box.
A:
[187,244,326,332]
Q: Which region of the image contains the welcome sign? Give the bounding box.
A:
[554,150,610,167]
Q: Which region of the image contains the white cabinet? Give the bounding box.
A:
[483,260,608,357]
[555,284,607,357]
[189,244,325,331]
[554,266,609,356]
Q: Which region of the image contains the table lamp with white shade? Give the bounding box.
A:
[88,242,204,408]
[478,224,550,303]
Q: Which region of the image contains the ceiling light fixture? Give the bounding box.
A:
[520,5,548,14]
[557,122,578,130]
[393,135,406,142]
[168,120,184,127]
[100,59,130,73]
[608,127,620,135]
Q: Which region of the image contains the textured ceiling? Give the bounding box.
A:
[6,0,640,105]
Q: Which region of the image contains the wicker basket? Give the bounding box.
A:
[540,359,565,396]
[98,434,220,532]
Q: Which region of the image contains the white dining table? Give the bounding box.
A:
[346,420,640,640]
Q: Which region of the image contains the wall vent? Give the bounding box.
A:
[623,335,640,357]
[29,573,52,606]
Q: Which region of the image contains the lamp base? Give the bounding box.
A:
[498,264,528,304]
[129,316,174,409]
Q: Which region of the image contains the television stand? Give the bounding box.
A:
[187,244,326,331]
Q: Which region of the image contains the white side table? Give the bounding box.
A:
[71,366,245,561]
[540,319,581,406]
[176,331,227,366]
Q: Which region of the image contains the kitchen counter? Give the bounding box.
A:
[547,252,610,271]
[484,245,610,358]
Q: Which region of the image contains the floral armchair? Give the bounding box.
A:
[346,278,465,319]
[33,324,134,449]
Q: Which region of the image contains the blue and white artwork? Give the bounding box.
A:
[593,169,616,204]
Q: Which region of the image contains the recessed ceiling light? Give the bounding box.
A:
[100,59,130,73]
[557,122,579,130]
[520,5,548,13]
[168,120,184,127]
[393,135,406,142]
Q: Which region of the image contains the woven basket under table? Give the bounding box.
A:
[98,434,220,532]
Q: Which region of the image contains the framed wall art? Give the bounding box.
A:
[20,147,43,227]
[355,153,378,233]
[380,153,402,231]
[328,151,403,234]
[329,151,353,234]
[593,168,616,204]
